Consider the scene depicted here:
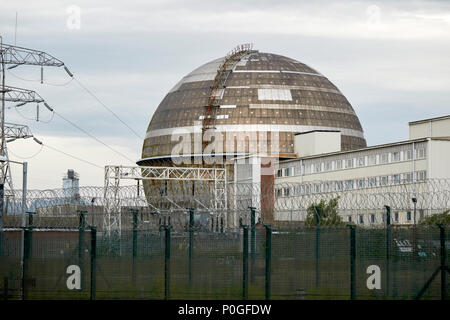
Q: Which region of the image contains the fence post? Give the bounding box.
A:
[265,224,272,300]
[160,225,171,300]
[27,211,34,228]
[439,225,446,300]
[188,208,194,286]
[348,225,356,300]
[78,210,86,289]
[242,225,249,300]
[24,212,34,299]
[3,277,8,300]
[385,205,391,298]
[249,206,256,284]
[22,227,32,300]
[89,226,97,300]
[25,213,33,259]
[314,206,321,287]
[131,209,138,285]
[0,225,2,258]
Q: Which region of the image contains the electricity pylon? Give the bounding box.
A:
[0,36,70,219]
[0,86,47,197]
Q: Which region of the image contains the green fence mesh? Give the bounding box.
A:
[0,225,448,300]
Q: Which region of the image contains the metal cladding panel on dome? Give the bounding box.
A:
[140,50,366,163]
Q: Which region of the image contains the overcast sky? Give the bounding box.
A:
[1,0,449,189]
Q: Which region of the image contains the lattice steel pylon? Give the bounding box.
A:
[104,165,227,235]
[0,37,68,221]
[0,86,45,199]
[2,123,34,202]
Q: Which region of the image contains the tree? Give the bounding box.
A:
[305,197,344,227]
[419,209,450,226]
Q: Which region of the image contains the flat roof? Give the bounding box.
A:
[409,114,450,125]
[280,137,429,163]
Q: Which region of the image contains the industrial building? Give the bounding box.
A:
[135,45,449,229]
[241,115,450,226]
[138,45,366,167]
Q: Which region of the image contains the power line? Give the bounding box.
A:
[13,104,55,123]
[8,70,144,140]
[52,110,136,164]
[7,67,143,139]
[7,69,75,86]
[73,77,144,140]
[8,143,43,159]
[42,143,103,169]
[6,84,136,164]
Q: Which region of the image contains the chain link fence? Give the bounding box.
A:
[0,179,448,299]
[0,222,448,300]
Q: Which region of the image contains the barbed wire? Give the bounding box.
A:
[2,178,449,230]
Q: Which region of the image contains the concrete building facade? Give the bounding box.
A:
[234,115,450,227]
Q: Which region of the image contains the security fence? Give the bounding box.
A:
[1,178,449,231]
[0,221,448,300]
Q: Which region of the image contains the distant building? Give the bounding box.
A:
[62,169,79,201]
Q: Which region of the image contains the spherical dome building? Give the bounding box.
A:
[138,47,366,167]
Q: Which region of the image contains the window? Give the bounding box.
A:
[276,189,282,197]
[324,161,332,171]
[417,148,426,159]
[283,187,290,197]
[368,155,377,165]
[345,180,354,190]
[418,171,426,181]
[406,149,413,160]
[405,172,413,183]
[380,176,388,186]
[314,163,322,173]
[392,152,400,162]
[394,212,399,222]
[345,159,353,169]
[336,181,343,191]
[277,169,283,177]
[348,216,352,222]
[357,157,365,167]
[380,153,388,164]
[370,214,375,224]
[284,167,293,177]
[304,165,311,174]
[407,211,411,221]
[392,174,400,184]
[368,177,377,187]
[305,185,311,194]
[314,184,321,193]
[336,160,343,170]
[359,215,364,224]
[358,179,365,189]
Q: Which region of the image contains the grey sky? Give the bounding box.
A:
[1,0,449,189]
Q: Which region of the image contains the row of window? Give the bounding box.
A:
[275,171,427,197]
[277,147,427,177]
[348,210,424,225]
